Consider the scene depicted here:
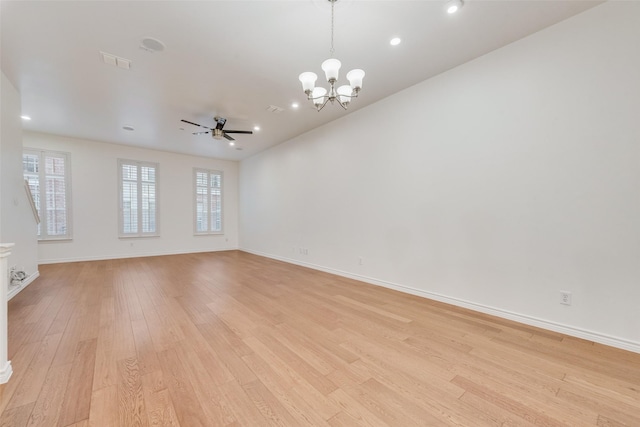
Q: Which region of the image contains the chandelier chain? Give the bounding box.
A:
[330,0,335,56]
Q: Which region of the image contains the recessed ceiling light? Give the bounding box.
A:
[21,115,31,121]
[229,141,235,146]
[254,126,260,131]
[446,0,463,14]
[122,125,135,131]
[291,102,299,109]
[140,37,165,53]
[390,37,401,46]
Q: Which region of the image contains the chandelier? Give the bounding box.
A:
[298,0,365,112]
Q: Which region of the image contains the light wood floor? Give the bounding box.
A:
[0,251,638,426]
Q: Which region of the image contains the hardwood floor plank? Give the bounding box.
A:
[140,371,180,427]
[326,388,388,427]
[88,385,118,426]
[58,339,97,426]
[451,375,578,426]
[116,357,147,427]
[0,342,39,415]
[156,348,209,426]
[0,403,34,427]
[26,363,72,427]
[172,345,236,425]
[241,352,333,426]
[6,333,63,410]
[130,319,161,376]
[252,331,337,395]
[241,380,299,426]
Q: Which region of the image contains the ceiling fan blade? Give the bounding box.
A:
[181,119,212,130]
[224,130,253,134]
[223,133,235,141]
[193,131,210,135]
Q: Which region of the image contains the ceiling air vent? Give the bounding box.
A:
[100,51,131,70]
[266,105,284,114]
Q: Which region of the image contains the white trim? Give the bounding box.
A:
[0,361,12,384]
[37,246,237,265]
[240,248,640,355]
[8,271,40,301]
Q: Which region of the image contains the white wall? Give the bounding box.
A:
[240,2,640,352]
[0,72,39,280]
[24,131,239,263]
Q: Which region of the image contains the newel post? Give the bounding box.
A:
[0,243,14,383]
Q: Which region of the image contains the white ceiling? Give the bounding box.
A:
[1,0,601,161]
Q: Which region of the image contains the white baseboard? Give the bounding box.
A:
[8,270,40,301]
[0,361,12,384]
[241,248,640,354]
[37,247,238,265]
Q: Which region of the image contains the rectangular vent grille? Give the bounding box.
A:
[266,105,284,114]
[100,51,131,70]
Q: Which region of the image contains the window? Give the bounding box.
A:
[23,149,72,240]
[118,159,158,237]
[194,168,223,234]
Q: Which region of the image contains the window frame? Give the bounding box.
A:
[23,148,73,241]
[118,159,160,238]
[193,168,224,235]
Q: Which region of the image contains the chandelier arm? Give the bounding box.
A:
[308,93,330,102]
[316,97,331,112]
[335,92,359,100]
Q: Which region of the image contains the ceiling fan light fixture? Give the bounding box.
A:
[299,0,364,112]
[446,0,463,14]
[212,129,224,140]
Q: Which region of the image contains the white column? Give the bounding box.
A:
[0,243,14,383]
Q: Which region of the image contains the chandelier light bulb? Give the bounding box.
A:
[321,58,341,82]
[337,85,353,104]
[299,72,318,93]
[312,87,327,106]
[346,69,365,91]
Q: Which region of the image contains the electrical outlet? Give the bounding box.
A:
[560,291,572,306]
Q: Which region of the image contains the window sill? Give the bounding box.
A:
[118,234,160,239]
[38,238,73,243]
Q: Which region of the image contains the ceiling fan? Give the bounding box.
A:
[181,117,252,141]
